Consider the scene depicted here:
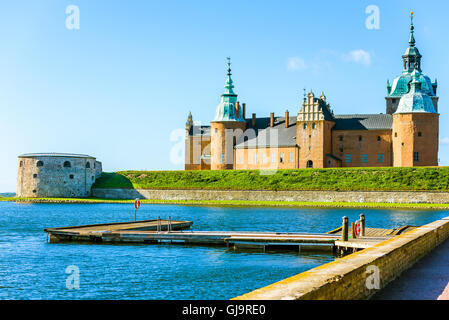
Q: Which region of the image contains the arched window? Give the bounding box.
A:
[307,160,313,168]
[86,162,91,169]
[312,123,316,129]
[36,161,44,167]
[63,161,71,168]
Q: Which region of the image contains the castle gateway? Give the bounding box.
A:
[185,15,439,170]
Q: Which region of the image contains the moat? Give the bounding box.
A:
[1,202,449,300]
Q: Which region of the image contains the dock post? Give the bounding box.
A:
[351,222,356,239]
[157,216,161,233]
[168,216,172,233]
[342,216,348,241]
[360,214,365,237]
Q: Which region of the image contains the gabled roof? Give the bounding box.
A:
[333,114,393,130]
[235,116,297,149]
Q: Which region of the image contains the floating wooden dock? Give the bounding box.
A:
[45,219,193,243]
[44,219,417,255]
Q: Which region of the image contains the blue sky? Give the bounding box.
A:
[1,0,448,192]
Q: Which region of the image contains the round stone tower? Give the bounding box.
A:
[16,153,103,198]
[210,58,246,170]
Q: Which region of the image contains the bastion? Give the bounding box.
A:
[16,153,102,198]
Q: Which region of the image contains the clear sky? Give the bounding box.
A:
[1,0,448,192]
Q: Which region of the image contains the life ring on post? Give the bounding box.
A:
[354,220,361,237]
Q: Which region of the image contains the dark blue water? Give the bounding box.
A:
[1,201,448,300]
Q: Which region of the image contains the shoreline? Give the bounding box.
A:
[2,197,449,209]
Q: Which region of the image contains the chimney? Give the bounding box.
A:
[242,103,246,119]
[270,112,274,127]
[235,101,240,118]
[252,113,256,127]
[285,110,289,128]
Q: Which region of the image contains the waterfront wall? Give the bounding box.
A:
[233,217,449,300]
[92,188,449,204]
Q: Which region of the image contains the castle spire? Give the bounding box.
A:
[402,11,422,72]
[212,57,244,122]
[409,11,415,47]
[223,57,235,95]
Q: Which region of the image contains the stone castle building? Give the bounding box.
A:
[17,153,102,198]
[185,14,439,170]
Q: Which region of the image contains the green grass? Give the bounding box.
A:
[92,167,449,192]
[3,197,449,209]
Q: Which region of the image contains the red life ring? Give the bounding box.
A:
[354,221,361,236]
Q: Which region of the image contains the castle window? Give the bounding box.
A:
[418,132,422,137]
[289,152,294,163]
[413,152,420,162]
[20,161,23,167]
[312,123,316,129]
[280,153,284,163]
[36,161,44,167]
[63,161,71,168]
[339,136,343,142]
[358,136,363,141]
[220,153,224,164]
[86,162,91,169]
[94,162,96,169]
[238,155,243,164]
[32,190,36,193]
[395,132,398,137]
[362,154,368,163]
[377,136,381,141]
[303,123,307,129]
[69,174,74,179]
[345,154,351,163]
[33,174,37,178]
[378,154,384,163]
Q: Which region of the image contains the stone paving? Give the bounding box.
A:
[372,237,449,300]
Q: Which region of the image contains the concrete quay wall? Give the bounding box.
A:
[92,188,449,204]
[233,217,449,300]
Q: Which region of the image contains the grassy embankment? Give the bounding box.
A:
[2,167,449,208]
[93,167,449,191]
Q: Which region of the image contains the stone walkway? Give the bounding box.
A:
[372,237,449,300]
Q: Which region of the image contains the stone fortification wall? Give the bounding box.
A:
[92,188,449,204]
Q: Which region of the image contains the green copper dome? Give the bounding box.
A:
[395,69,437,114]
[213,58,245,122]
[388,72,435,97]
[387,13,437,98]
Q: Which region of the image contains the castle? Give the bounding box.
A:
[185,14,439,170]
[17,153,102,198]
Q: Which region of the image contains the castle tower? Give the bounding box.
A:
[296,90,335,168]
[392,67,439,167]
[386,12,438,114]
[210,58,246,170]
